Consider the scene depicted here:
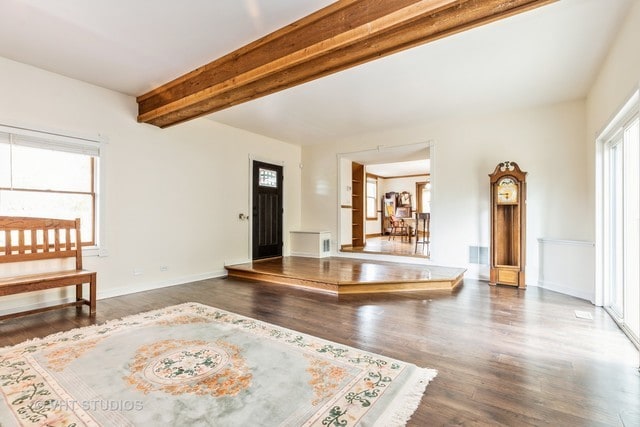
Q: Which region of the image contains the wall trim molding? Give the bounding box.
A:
[98,270,228,300]
[0,270,228,317]
[535,279,595,303]
[290,251,319,258]
[378,173,429,179]
[537,238,595,247]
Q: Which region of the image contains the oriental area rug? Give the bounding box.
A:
[0,303,436,426]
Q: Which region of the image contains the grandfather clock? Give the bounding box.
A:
[489,161,526,288]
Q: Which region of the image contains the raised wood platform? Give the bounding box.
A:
[225,256,465,294]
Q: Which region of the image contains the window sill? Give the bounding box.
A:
[83,246,109,257]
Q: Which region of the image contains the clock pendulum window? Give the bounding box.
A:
[488,161,527,288]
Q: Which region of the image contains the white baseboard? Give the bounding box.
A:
[333,251,431,265]
[290,251,330,258]
[0,270,228,317]
[98,270,228,300]
[536,280,595,303]
[290,251,316,257]
[224,259,251,266]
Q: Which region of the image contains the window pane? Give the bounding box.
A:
[366,181,376,195]
[0,190,93,243]
[366,197,376,218]
[366,178,377,218]
[608,141,624,317]
[421,183,431,213]
[421,188,429,212]
[259,168,277,188]
[623,118,639,339]
[10,145,92,192]
[0,128,100,249]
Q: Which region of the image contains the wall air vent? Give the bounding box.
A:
[469,246,489,265]
[322,239,331,253]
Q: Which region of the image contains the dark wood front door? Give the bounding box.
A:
[252,161,283,260]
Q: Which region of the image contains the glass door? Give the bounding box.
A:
[606,137,624,317]
[603,115,640,345]
[623,119,639,340]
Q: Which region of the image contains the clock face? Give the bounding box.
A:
[497,177,518,204]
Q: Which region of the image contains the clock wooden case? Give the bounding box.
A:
[489,161,527,288]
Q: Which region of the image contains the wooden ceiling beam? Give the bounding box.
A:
[137,0,556,128]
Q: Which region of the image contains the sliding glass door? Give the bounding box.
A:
[606,138,624,318]
[602,113,639,345]
[622,119,639,340]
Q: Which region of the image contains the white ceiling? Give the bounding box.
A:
[341,142,430,172]
[0,0,635,146]
[367,160,430,177]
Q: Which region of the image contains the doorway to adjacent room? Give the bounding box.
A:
[337,142,432,259]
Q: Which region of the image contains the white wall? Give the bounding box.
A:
[586,0,640,208]
[537,239,595,302]
[365,217,381,236]
[587,1,640,147]
[302,100,588,290]
[0,57,301,312]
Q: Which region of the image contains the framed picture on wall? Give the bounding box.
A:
[395,206,411,218]
[399,191,411,206]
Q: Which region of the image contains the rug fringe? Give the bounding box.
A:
[373,367,437,427]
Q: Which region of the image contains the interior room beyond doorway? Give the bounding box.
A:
[338,143,431,259]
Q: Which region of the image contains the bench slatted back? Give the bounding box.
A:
[0,217,83,270]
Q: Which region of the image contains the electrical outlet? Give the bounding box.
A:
[133,268,144,276]
[160,266,169,272]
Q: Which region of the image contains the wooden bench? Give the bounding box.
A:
[0,216,96,320]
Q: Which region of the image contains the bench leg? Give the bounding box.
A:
[75,283,83,313]
[76,283,83,300]
[89,273,97,316]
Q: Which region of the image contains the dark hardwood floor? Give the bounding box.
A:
[1,277,638,426]
[342,235,429,258]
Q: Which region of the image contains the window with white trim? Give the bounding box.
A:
[366,175,378,220]
[0,125,103,249]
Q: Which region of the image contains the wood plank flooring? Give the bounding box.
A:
[1,277,638,426]
[225,256,465,294]
[342,235,429,258]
